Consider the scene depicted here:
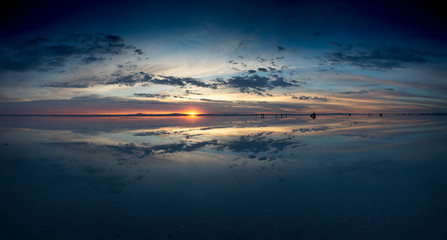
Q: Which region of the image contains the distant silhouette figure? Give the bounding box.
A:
[380,113,383,117]
[310,112,316,119]
[348,113,351,116]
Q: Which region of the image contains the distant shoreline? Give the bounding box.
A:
[0,113,446,117]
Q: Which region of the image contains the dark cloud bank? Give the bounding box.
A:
[0,33,142,73]
[324,42,445,70]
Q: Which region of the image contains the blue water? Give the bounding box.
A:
[1,115,446,239]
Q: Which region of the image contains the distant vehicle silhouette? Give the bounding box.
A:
[310,113,316,119]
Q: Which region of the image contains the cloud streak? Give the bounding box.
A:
[292,96,328,102]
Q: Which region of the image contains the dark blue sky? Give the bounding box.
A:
[1,0,446,114]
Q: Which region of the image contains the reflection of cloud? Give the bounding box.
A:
[292,127,328,133]
[107,143,153,156]
[134,130,170,136]
[44,131,298,161]
[218,133,296,154]
[44,140,219,157]
[150,140,218,154]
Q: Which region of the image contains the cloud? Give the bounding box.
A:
[106,73,217,88]
[324,43,445,70]
[43,71,216,89]
[0,95,184,114]
[270,76,297,88]
[133,93,171,99]
[199,98,231,103]
[184,90,203,95]
[222,75,270,95]
[41,82,91,88]
[0,33,142,73]
[257,68,268,72]
[341,90,369,95]
[292,95,328,101]
[181,77,218,88]
[220,75,301,96]
[149,75,217,88]
[42,71,301,98]
[106,72,153,86]
[0,93,322,115]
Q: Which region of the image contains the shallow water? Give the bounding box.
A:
[1,115,446,239]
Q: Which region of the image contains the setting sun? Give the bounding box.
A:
[188,112,197,116]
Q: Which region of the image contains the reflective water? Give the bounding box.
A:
[1,115,446,239]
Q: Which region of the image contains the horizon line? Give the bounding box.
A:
[0,113,446,117]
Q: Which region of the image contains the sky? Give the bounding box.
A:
[0,0,446,114]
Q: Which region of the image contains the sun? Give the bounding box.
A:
[188,112,197,116]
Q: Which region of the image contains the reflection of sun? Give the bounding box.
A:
[188,112,197,116]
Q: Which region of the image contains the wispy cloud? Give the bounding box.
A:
[133,93,171,99]
[292,95,328,101]
[341,90,369,95]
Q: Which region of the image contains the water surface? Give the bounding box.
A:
[1,115,446,239]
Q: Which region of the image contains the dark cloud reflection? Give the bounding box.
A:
[1,115,447,239]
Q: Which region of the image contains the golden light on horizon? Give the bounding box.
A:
[188,112,198,116]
